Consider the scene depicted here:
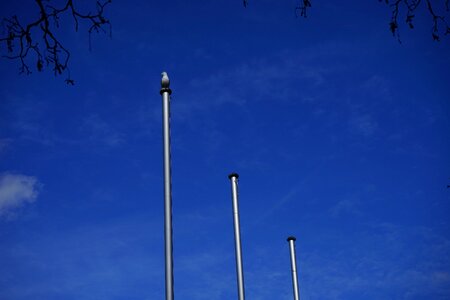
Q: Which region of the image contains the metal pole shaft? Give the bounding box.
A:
[229,173,245,300]
[161,72,174,300]
[287,236,300,300]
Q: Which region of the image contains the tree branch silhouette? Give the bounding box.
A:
[385,0,450,42]
[0,0,111,85]
[242,0,450,41]
[296,0,312,18]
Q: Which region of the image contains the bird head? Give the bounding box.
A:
[161,72,170,88]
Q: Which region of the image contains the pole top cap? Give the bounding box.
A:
[228,172,239,179]
[287,236,297,242]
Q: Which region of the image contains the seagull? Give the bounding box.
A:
[161,72,170,88]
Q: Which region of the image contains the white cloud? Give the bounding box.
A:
[0,173,40,217]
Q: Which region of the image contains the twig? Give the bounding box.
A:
[0,0,111,84]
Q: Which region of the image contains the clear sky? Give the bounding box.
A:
[0,1,449,299]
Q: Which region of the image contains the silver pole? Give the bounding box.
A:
[228,173,246,300]
[161,72,174,300]
[287,236,300,300]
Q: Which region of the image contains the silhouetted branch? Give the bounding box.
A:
[242,0,449,41]
[382,0,450,41]
[426,0,450,40]
[0,0,111,84]
[242,0,312,17]
[295,0,312,18]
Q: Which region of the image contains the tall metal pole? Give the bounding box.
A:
[287,236,300,300]
[228,173,246,300]
[161,72,174,300]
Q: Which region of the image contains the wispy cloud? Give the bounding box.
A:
[250,157,331,227]
[1,215,164,299]
[345,75,392,138]
[80,114,125,147]
[329,198,362,218]
[5,95,57,146]
[0,173,40,219]
[348,114,378,137]
[176,250,235,299]
[2,93,127,149]
[0,138,12,153]
[299,223,450,299]
[172,49,335,122]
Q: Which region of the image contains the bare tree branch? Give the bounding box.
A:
[296,0,312,18]
[0,0,111,84]
[242,0,449,41]
[242,0,312,17]
[426,0,450,40]
[382,0,450,42]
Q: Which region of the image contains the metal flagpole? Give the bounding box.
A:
[228,173,246,300]
[161,72,174,300]
[287,236,300,300]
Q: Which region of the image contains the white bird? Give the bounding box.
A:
[161,72,170,88]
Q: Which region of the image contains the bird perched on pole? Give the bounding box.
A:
[161,72,170,88]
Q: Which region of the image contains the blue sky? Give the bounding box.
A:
[0,1,449,299]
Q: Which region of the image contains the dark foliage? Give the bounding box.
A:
[0,0,111,84]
